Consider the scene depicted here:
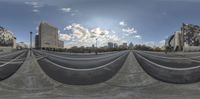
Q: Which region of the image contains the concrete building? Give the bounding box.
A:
[39,22,59,49]
[0,27,16,49]
[166,23,200,52]
[128,42,134,49]
[58,40,64,48]
[181,23,200,46]
[174,31,183,51]
[39,22,59,50]
[114,43,118,48]
[108,42,114,49]
[181,23,200,51]
[166,31,183,51]
[35,34,39,49]
[122,43,128,49]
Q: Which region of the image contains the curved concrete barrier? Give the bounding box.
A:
[134,51,200,84]
[44,52,126,69]
[0,51,27,81]
[36,50,127,60]
[0,51,25,60]
[136,51,200,68]
[46,51,119,58]
[141,50,200,58]
[0,50,24,57]
[37,52,129,85]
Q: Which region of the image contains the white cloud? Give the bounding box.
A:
[60,8,71,13]
[122,27,137,34]
[119,21,139,39]
[59,33,72,41]
[68,23,90,39]
[119,21,127,26]
[64,25,72,31]
[134,35,142,39]
[144,40,165,48]
[64,23,126,47]
[25,1,43,8]
[90,28,109,38]
[144,41,155,47]
[25,1,43,13]
[25,1,38,6]
[32,9,39,13]
[158,40,165,47]
[60,7,78,17]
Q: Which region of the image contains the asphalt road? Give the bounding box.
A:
[33,50,129,85]
[134,50,200,84]
[0,50,28,80]
[135,51,200,68]
[1,50,200,98]
[141,50,200,58]
[38,50,124,58]
[34,50,128,69]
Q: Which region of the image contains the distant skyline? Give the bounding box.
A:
[0,0,200,48]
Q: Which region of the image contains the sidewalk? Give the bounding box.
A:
[0,51,60,95]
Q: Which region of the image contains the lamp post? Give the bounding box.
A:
[30,32,32,56]
[96,38,98,55]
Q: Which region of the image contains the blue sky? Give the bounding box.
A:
[0,0,200,47]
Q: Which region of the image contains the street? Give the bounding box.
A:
[1,50,200,98]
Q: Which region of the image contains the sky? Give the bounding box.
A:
[0,0,200,48]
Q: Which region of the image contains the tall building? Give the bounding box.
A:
[128,42,134,49]
[58,40,64,48]
[35,34,39,49]
[122,43,128,49]
[39,22,59,49]
[108,42,114,49]
[114,43,118,48]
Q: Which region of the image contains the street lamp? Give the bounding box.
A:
[96,38,98,55]
[30,32,32,56]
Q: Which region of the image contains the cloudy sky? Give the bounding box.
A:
[0,0,200,48]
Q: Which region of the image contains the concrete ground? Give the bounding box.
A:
[0,51,200,98]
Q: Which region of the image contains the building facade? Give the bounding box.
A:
[166,23,200,51]
[39,22,59,49]
[58,40,64,48]
[181,23,200,47]
[35,34,39,49]
[108,42,114,49]
[128,42,134,49]
[0,27,16,49]
[167,31,183,51]
[114,43,118,48]
[122,43,128,49]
